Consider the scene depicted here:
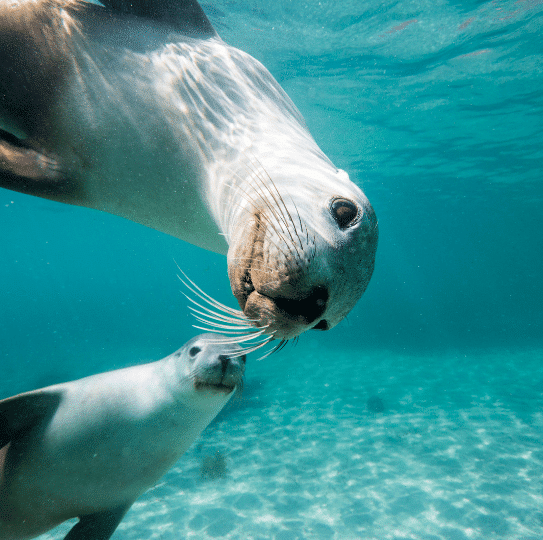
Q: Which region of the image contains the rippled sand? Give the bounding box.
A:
[40,345,543,540]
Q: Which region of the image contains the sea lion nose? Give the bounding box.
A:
[218,355,230,373]
[274,286,328,325]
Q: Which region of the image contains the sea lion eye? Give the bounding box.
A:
[330,198,358,229]
[189,346,201,357]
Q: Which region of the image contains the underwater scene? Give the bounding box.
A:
[1,0,543,539]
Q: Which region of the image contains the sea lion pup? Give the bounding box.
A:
[0,0,378,348]
[0,333,245,540]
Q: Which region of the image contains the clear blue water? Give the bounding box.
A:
[1,1,543,539]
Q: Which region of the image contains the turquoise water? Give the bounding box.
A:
[1,0,543,539]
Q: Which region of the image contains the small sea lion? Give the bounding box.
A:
[0,333,245,540]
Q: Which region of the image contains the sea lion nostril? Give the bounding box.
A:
[218,355,230,371]
[273,286,329,324]
[312,320,329,331]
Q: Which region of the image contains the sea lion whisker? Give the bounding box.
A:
[237,176,293,246]
[185,301,264,335]
[258,216,304,264]
[226,171,290,238]
[190,314,257,332]
[247,155,305,252]
[254,209,307,267]
[225,180,300,263]
[240,162,302,257]
[244,161,305,260]
[191,326,269,345]
[251,337,287,359]
[182,294,253,322]
[239,336,276,357]
[274,339,290,354]
[227,164,307,267]
[177,268,246,319]
[248,176,291,236]
[190,322,271,338]
[286,194,306,237]
[242,156,292,229]
[271,187,306,257]
[223,180,271,223]
[228,257,278,275]
[245,210,302,266]
[252,158,301,234]
[251,277,282,289]
[181,290,248,322]
[227,188,297,262]
[288,195,311,246]
[183,296,262,333]
[225,195,289,252]
[186,302,253,324]
[188,308,256,329]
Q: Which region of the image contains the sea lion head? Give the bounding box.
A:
[172,333,246,398]
[226,167,378,342]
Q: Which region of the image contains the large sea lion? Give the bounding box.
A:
[0,0,378,347]
[0,333,245,540]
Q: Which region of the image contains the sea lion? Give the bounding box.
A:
[0,0,378,347]
[0,333,245,540]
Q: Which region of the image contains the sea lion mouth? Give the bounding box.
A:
[194,381,236,394]
[228,206,330,339]
[238,266,329,331]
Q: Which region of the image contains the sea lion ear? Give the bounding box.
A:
[94,0,217,37]
[0,389,63,448]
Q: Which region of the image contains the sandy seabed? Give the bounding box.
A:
[39,344,543,540]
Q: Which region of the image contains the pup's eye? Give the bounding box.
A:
[189,346,201,357]
[330,198,359,229]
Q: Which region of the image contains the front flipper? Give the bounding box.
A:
[64,505,132,540]
[0,129,75,198]
[0,389,63,448]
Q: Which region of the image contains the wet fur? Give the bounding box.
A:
[0,0,378,352]
[0,333,244,540]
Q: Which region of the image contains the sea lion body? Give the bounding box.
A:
[0,333,245,540]
[0,0,378,341]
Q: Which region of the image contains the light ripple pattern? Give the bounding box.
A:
[37,346,543,540]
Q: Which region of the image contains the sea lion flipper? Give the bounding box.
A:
[94,0,217,37]
[64,504,132,540]
[0,132,69,197]
[0,389,63,448]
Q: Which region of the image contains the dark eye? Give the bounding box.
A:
[189,346,201,357]
[330,198,358,229]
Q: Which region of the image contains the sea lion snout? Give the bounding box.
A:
[193,354,245,392]
[227,187,378,342]
[239,281,331,339]
[185,334,246,393]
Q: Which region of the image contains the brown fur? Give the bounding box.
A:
[0,1,81,139]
